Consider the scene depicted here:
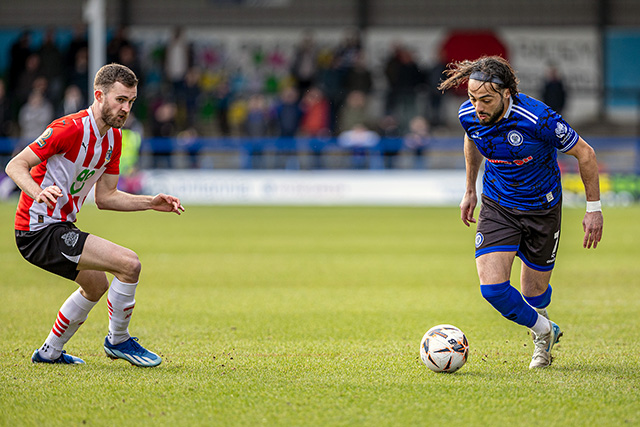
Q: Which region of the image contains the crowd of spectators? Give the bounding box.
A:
[0,26,450,170]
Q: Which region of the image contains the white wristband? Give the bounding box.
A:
[586,200,602,212]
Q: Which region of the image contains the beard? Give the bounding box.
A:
[478,100,505,126]
[102,103,128,129]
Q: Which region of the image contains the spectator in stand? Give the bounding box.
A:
[0,79,12,138]
[315,52,344,135]
[116,43,144,117]
[38,28,65,107]
[378,115,403,169]
[243,93,272,169]
[61,84,85,116]
[542,63,567,116]
[273,86,303,169]
[165,27,192,103]
[107,25,132,64]
[117,44,143,91]
[299,87,331,169]
[337,90,374,134]
[65,24,88,79]
[383,41,404,116]
[8,30,33,103]
[425,48,448,128]
[344,51,373,96]
[275,86,302,138]
[214,82,232,137]
[18,88,54,154]
[384,42,423,131]
[336,90,378,169]
[150,99,178,168]
[0,79,14,172]
[290,30,319,96]
[395,46,423,132]
[68,47,90,105]
[404,116,431,169]
[15,53,45,109]
[182,67,202,129]
[333,27,362,73]
[338,124,380,169]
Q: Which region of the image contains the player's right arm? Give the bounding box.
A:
[460,134,483,227]
[5,147,62,209]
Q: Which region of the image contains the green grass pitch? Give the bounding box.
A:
[1,202,638,425]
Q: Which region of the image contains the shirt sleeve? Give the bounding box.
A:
[104,130,122,175]
[28,119,80,161]
[538,109,579,153]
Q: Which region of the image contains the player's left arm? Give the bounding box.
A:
[94,173,184,214]
[565,137,603,249]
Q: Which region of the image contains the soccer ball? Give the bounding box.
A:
[419,324,469,373]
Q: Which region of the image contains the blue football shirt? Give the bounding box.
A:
[459,93,579,210]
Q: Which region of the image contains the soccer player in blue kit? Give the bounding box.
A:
[437,56,604,368]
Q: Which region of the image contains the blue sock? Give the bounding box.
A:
[480,281,538,328]
[523,285,552,309]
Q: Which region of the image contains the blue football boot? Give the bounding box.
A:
[103,337,162,367]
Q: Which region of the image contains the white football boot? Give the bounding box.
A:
[529,318,562,369]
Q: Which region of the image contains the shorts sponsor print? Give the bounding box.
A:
[475,195,562,271]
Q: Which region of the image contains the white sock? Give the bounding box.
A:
[535,307,549,319]
[530,314,551,336]
[39,289,97,360]
[107,277,137,345]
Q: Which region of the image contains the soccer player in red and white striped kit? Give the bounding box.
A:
[6,63,184,366]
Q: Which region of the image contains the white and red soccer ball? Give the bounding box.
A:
[420,324,469,373]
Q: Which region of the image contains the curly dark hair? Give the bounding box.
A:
[437,56,519,96]
[93,63,138,93]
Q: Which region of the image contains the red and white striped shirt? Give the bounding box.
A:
[15,108,122,231]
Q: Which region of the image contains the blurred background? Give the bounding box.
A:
[0,0,638,205]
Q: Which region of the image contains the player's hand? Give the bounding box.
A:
[582,211,603,249]
[460,192,477,227]
[151,193,185,215]
[35,185,62,209]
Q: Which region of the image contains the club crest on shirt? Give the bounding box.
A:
[555,122,568,140]
[36,128,53,148]
[507,130,523,146]
[61,231,79,247]
[105,148,112,163]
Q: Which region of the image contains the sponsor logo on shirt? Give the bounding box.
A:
[486,155,533,166]
[70,169,96,195]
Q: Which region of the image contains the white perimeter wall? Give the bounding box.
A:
[140,170,473,206]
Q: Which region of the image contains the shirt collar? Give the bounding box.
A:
[503,96,514,120]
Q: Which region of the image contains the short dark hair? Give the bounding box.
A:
[437,56,519,96]
[94,63,138,93]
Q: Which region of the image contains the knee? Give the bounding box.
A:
[480,281,511,303]
[119,249,142,282]
[480,281,538,327]
[480,281,519,320]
